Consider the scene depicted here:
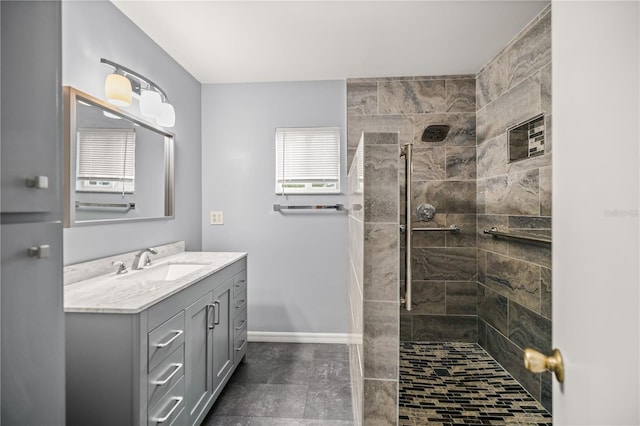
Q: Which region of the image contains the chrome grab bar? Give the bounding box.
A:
[401,143,413,311]
[401,225,461,234]
[75,201,135,209]
[273,203,344,211]
[483,227,551,244]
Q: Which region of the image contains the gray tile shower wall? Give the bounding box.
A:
[347,75,478,349]
[475,5,552,412]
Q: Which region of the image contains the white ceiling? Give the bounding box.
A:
[112,1,550,84]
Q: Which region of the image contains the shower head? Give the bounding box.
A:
[421,124,450,142]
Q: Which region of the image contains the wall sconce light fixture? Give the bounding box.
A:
[101,58,175,128]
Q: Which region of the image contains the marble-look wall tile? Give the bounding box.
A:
[348,115,412,155]
[478,319,488,347]
[476,75,541,143]
[400,314,412,342]
[541,372,553,414]
[364,223,398,302]
[414,181,477,214]
[476,179,486,214]
[484,169,540,216]
[508,301,552,354]
[476,52,508,110]
[541,63,552,115]
[539,166,552,216]
[477,284,508,335]
[477,249,486,284]
[508,216,551,230]
[411,214,446,248]
[540,267,552,319]
[506,150,551,174]
[412,315,477,343]
[507,236,551,268]
[413,113,476,147]
[348,82,378,116]
[477,135,507,178]
[446,281,477,315]
[485,252,541,313]
[445,214,477,248]
[445,79,476,112]
[379,80,446,114]
[411,147,446,181]
[412,247,477,281]
[408,281,445,314]
[363,379,397,426]
[446,147,476,180]
[483,324,541,401]
[507,12,551,90]
[363,302,398,380]
[476,214,509,255]
[364,145,398,223]
[363,132,398,145]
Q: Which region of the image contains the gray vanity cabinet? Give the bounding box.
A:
[184,292,214,426]
[65,256,247,426]
[212,279,234,398]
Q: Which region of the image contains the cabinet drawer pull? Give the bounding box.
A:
[235,320,246,331]
[153,330,183,348]
[236,300,246,309]
[235,339,247,352]
[152,396,183,423]
[28,245,50,259]
[25,175,48,189]
[151,363,183,385]
[235,279,246,287]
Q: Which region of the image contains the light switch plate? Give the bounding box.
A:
[210,211,224,225]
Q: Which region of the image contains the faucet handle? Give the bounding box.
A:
[112,261,128,275]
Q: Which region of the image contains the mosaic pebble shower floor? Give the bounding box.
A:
[399,342,552,425]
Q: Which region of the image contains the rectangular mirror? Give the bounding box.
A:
[64,86,174,226]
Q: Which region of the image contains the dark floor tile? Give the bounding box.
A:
[211,383,308,418]
[202,415,251,425]
[304,384,353,421]
[267,358,351,385]
[249,418,354,425]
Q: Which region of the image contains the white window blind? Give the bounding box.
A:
[76,128,136,193]
[275,127,340,194]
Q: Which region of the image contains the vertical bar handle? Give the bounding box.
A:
[207,303,215,330]
[214,300,221,325]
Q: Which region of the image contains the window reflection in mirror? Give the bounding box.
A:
[64,87,174,226]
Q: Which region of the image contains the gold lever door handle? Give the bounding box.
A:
[524,348,565,383]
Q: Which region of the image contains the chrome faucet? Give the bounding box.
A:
[112,261,128,275]
[132,247,158,270]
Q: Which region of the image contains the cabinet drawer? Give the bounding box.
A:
[148,311,185,372]
[233,271,247,298]
[148,375,185,426]
[148,346,184,409]
[233,310,247,339]
[234,330,248,364]
[233,294,247,319]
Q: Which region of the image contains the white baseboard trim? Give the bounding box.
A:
[247,331,351,344]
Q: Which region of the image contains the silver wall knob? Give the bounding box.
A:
[25,175,49,189]
[28,245,50,259]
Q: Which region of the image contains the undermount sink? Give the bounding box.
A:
[121,263,209,281]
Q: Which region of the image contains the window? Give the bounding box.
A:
[275,127,340,194]
[76,128,136,193]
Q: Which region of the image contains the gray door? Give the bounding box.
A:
[184,292,213,426]
[1,222,65,426]
[1,1,62,214]
[212,278,233,397]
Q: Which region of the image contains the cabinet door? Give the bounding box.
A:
[184,292,213,426]
[1,1,61,214]
[212,279,234,398]
[1,222,65,425]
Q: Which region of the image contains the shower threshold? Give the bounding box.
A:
[400,342,552,425]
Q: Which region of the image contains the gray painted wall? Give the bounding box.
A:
[62,1,202,264]
[201,81,348,334]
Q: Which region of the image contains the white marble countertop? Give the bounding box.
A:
[64,251,247,314]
